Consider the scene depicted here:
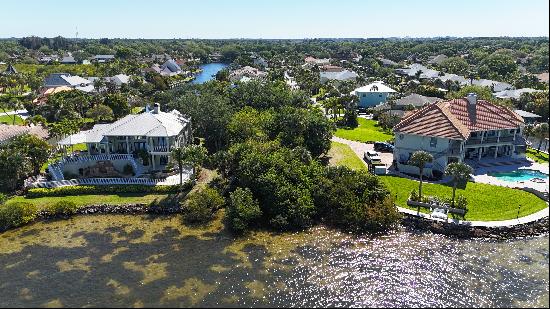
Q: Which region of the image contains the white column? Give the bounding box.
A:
[494,146,498,158]
[152,155,156,170]
[126,136,130,154]
[478,147,482,160]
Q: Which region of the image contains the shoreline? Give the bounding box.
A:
[2,203,548,239]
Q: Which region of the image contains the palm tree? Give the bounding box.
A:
[445,162,473,207]
[409,151,434,199]
[170,144,207,185]
[533,123,549,152]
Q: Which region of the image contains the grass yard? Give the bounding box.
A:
[526,148,549,164]
[0,114,24,125]
[380,175,548,221]
[5,193,172,211]
[334,118,393,143]
[327,141,367,170]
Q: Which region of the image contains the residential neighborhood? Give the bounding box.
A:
[0,1,548,307]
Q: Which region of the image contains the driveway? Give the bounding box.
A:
[332,136,394,167]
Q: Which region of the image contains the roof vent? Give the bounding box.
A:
[153,103,160,114]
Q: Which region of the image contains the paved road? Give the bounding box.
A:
[1,109,29,119]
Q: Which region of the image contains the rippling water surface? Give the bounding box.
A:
[0,214,548,307]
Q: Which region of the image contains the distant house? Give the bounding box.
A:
[209,52,222,62]
[0,124,50,144]
[319,66,358,84]
[252,54,268,68]
[38,55,58,64]
[396,63,514,92]
[229,66,267,82]
[60,56,77,64]
[43,73,93,90]
[471,79,514,92]
[393,93,526,177]
[351,81,396,108]
[32,86,73,105]
[92,55,115,63]
[153,59,183,76]
[394,93,440,108]
[304,56,331,68]
[3,64,17,75]
[88,74,131,88]
[428,54,448,65]
[494,88,543,100]
[514,109,541,124]
[378,58,398,67]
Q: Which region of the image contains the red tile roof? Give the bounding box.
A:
[0,124,49,143]
[393,99,524,140]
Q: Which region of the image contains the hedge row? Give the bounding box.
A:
[27,182,193,198]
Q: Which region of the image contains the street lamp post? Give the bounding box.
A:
[517,204,521,219]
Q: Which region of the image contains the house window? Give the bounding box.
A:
[379,94,383,98]
[430,137,437,148]
[362,94,366,98]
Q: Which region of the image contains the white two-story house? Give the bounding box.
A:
[59,103,192,171]
[393,93,526,177]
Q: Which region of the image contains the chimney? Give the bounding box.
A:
[466,93,477,106]
[466,93,477,123]
[153,103,160,114]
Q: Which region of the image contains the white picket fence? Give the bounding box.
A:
[29,177,166,188]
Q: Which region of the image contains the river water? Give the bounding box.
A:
[0,214,548,307]
[191,63,228,84]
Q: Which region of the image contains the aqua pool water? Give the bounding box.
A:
[488,169,549,182]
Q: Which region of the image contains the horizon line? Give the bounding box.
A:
[1,35,549,40]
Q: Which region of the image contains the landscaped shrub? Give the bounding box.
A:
[0,193,6,205]
[181,187,224,224]
[46,200,78,216]
[455,195,468,211]
[363,197,402,233]
[227,187,262,234]
[0,202,37,230]
[409,189,419,202]
[26,182,193,198]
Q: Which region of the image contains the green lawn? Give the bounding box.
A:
[526,148,549,164]
[0,114,24,125]
[380,175,548,221]
[5,193,172,211]
[328,141,367,170]
[334,118,393,143]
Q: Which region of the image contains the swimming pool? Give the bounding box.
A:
[488,169,549,182]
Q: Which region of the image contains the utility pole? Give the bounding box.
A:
[517,204,521,219]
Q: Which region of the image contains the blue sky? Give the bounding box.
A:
[2,0,548,38]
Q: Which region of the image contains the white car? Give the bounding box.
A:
[364,150,382,163]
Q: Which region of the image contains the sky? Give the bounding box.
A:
[2,0,549,39]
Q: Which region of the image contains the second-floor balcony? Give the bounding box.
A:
[465,136,516,145]
[150,145,173,153]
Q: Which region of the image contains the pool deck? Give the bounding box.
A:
[398,205,549,228]
[471,159,549,194]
